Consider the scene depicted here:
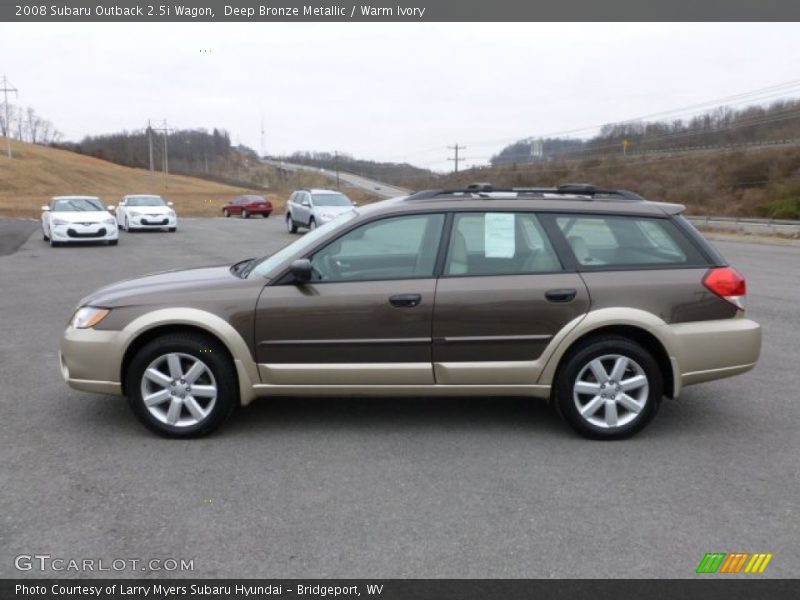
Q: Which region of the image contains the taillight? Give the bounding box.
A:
[703,267,746,310]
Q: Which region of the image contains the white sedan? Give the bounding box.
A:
[116,194,177,232]
[41,196,119,247]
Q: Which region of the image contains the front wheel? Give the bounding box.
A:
[553,336,662,440]
[308,217,316,231]
[242,209,250,219]
[286,214,298,233]
[125,333,238,438]
[223,209,230,218]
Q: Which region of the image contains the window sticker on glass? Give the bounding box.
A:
[484,213,515,258]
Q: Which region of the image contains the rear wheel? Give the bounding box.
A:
[286,214,298,233]
[553,336,662,440]
[242,209,250,219]
[308,217,316,231]
[223,209,230,218]
[125,333,237,438]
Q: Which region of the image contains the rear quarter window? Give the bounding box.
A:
[553,214,708,269]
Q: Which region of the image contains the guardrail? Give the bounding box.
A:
[687,215,800,237]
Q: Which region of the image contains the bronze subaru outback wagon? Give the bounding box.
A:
[60,185,761,439]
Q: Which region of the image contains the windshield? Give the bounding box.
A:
[312,193,351,207]
[126,196,166,207]
[52,198,104,212]
[244,195,267,204]
[247,209,358,278]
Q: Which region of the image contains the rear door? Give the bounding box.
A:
[432,211,589,385]
[254,212,446,385]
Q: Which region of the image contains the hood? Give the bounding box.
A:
[50,211,114,223]
[81,265,238,308]
[315,205,353,216]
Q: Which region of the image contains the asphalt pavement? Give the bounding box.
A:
[0,217,798,578]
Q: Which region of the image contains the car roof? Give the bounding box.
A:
[308,189,343,194]
[52,195,101,200]
[124,194,163,198]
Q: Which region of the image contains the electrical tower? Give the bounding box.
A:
[149,119,172,186]
[1,75,19,159]
[448,143,466,173]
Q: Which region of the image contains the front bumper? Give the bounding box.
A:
[666,317,761,389]
[60,326,123,396]
[127,215,177,229]
[51,223,118,242]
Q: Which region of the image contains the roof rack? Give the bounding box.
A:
[404,183,645,202]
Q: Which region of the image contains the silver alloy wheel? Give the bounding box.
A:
[140,352,217,427]
[286,215,293,232]
[573,353,649,429]
[309,219,316,230]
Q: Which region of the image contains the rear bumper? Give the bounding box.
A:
[666,317,761,390]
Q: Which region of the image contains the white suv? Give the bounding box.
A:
[116,195,177,232]
[285,189,355,233]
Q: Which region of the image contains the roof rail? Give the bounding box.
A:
[404,183,645,202]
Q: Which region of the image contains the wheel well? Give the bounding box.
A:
[556,325,675,399]
[120,324,235,393]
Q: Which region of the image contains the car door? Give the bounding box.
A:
[432,211,590,385]
[253,212,445,386]
[294,192,310,225]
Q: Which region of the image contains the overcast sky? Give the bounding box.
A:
[2,22,799,171]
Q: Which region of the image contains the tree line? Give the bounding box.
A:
[0,104,62,145]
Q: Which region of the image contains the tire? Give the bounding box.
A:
[168,227,176,232]
[242,209,250,219]
[49,237,60,247]
[125,332,238,438]
[262,213,269,218]
[43,231,49,241]
[286,214,298,233]
[308,217,316,231]
[223,209,230,218]
[108,239,118,246]
[553,335,662,440]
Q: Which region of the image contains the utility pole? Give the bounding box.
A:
[1,76,19,159]
[448,143,466,173]
[146,120,154,173]
[149,119,172,188]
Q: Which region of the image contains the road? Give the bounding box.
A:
[1,218,798,578]
[263,159,410,199]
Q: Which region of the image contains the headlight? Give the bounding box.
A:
[70,306,110,329]
[104,217,116,225]
[53,218,68,226]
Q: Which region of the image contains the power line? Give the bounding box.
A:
[1,75,18,159]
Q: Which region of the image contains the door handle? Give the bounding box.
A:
[389,294,422,308]
[545,288,577,303]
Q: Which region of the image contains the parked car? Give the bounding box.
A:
[60,184,761,439]
[116,194,177,232]
[285,188,355,233]
[222,195,273,218]
[41,196,119,247]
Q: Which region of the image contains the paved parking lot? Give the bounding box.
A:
[1,217,798,578]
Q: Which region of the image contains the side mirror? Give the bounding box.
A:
[167,201,174,207]
[301,200,311,207]
[351,201,358,206]
[41,205,49,211]
[107,205,116,211]
[289,258,313,283]
[119,200,126,205]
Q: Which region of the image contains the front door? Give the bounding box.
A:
[254,212,445,385]
[432,211,590,384]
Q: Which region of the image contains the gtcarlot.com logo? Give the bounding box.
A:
[14,554,194,573]
[696,552,773,574]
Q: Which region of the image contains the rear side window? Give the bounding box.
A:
[445,212,562,276]
[553,214,706,268]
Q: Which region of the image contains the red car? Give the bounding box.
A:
[222,195,273,218]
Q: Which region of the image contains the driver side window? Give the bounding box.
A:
[310,214,444,282]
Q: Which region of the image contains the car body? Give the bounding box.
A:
[285,189,355,233]
[41,196,119,247]
[60,184,761,439]
[222,195,273,218]
[116,194,177,232]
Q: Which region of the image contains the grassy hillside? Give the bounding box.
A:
[0,137,378,218]
[0,136,267,218]
[435,145,800,219]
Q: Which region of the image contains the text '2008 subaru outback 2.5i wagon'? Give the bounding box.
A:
[59,184,761,439]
